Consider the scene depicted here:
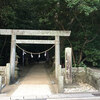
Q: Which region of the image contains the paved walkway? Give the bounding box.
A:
[11,63,56,98]
[20,63,51,84]
[0,62,57,99]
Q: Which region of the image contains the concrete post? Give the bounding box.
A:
[58,65,62,78]
[6,63,10,84]
[55,36,60,78]
[10,34,16,83]
[0,76,2,93]
[65,47,72,84]
[58,76,64,93]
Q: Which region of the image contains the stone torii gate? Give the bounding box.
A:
[0,29,71,83]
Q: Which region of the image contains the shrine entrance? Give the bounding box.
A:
[0,29,71,83]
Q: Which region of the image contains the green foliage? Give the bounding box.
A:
[0,6,16,28]
[0,0,100,67]
[79,62,87,68]
[84,44,100,67]
[65,0,99,15]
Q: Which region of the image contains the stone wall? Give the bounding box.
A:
[86,68,100,90]
[72,67,87,83]
[62,67,100,91]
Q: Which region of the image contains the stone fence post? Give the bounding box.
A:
[58,65,61,78]
[58,65,64,93]
[58,76,64,93]
[6,63,10,84]
[0,76,2,93]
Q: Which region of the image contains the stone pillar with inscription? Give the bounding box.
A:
[65,47,72,84]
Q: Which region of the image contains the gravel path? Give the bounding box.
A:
[64,82,98,93]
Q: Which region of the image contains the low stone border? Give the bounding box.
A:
[62,67,100,91]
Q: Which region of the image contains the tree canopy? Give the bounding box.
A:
[0,0,100,67]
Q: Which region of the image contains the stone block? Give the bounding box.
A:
[6,63,10,85]
[97,79,100,91]
[58,76,64,93]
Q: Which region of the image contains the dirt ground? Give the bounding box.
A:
[1,62,58,97]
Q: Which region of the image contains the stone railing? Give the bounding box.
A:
[0,63,10,86]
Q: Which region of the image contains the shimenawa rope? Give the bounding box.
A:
[16,44,55,55]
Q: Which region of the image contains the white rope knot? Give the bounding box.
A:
[31,53,33,58]
[38,54,40,58]
[23,50,26,55]
[44,51,46,57]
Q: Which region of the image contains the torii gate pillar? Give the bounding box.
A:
[55,36,60,78]
[10,34,16,83]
